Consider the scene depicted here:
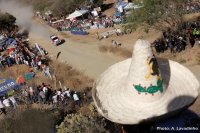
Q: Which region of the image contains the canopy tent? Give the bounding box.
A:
[7,47,15,53]
[115,12,123,17]
[7,38,14,44]
[66,10,88,19]
[0,78,22,96]
[124,2,144,10]
[115,1,128,9]
[52,19,64,24]
[16,73,35,85]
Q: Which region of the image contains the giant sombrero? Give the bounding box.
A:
[92,39,200,124]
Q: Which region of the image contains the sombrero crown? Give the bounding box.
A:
[92,39,199,124]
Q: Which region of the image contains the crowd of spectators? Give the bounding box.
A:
[0,82,83,115]
[182,0,200,14]
[35,10,126,32]
[0,32,85,115]
[0,95,17,115]
[153,21,200,54]
[0,33,52,79]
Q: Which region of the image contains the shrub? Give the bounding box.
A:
[56,102,109,133]
[143,27,149,33]
[34,3,46,12]
[98,45,132,58]
[99,45,108,53]
[179,59,187,64]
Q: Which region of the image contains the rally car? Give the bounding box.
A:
[50,35,61,46]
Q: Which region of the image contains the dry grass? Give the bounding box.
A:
[0,55,94,97]
[49,61,94,93]
[99,45,132,58]
[196,52,200,65]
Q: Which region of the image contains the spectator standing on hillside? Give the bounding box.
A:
[64,88,71,98]
[3,97,11,111]
[22,88,30,102]
[0,99,6,115]
[9,95,18,109]
[73,92,80,107]
[52,90,58,108]
[117,28,122,36]
[39,89,45,104]
[28,86,35,103]
[96,32,100,41]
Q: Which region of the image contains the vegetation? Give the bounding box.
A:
[126,0,187,32]
[0,12,16,32]
[99,45,132,58]
[0,109,56,133]
[56,102,109,133]
[21,0,103,15]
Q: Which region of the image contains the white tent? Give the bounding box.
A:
[45,10,52,16]
[52,19,64,24]
[66,10,88,19]
[124,2,144,10]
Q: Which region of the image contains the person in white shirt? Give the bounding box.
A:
[3,97,11,111]
[43,86,48,94]
[9,95,18,109]
[52,92,58,109]
[73,92,80,107]
[52,94,58,104]
[64,88,71,98]
[117,28,122,36]
[0,99,6,115]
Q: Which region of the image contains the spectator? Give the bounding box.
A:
[22,88,30,102]
[117,28,122,36]
[52,91,58,108]
[9,95,18,109]
[0,99,6,115]
[73,91,80,107]
[64,88,71,98]
[95,32,100,41]
[39,89,45,104]
[126,29,132,35]
[3,97,11,111]
[112,40,121,47]
[28,86,35,103]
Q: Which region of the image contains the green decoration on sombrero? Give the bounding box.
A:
[134,79,163,94]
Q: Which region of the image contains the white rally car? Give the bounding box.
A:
[50,35,61,46]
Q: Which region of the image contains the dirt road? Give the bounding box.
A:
[28,19,200,83]
[29,20,124,79]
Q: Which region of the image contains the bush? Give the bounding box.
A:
[99,45,108,53]
[34,3,47,12]
[143,27,149,33]
[179,59,187,64]
[98,45,132,58]
[56,102,109,133]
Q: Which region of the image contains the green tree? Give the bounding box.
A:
[0,12,16,32]
[125,0,188,31]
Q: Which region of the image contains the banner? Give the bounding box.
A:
[0,78,22,95]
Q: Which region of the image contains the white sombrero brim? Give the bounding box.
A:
[92,58,200,124]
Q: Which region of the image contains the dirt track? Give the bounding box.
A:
[29,19,124,79]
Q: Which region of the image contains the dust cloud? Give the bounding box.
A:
[0,0,51,40]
